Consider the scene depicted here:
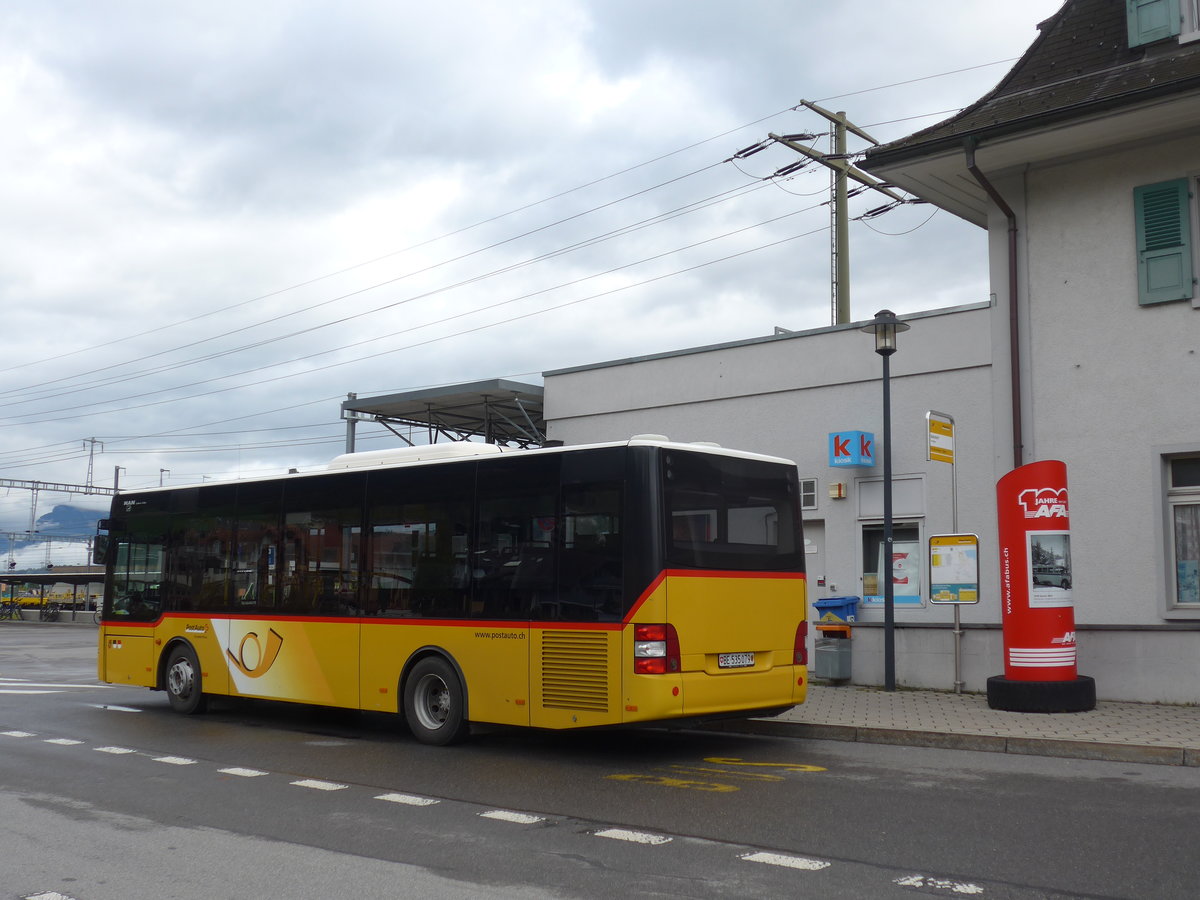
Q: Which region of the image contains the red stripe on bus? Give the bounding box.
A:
[107,569,803,632]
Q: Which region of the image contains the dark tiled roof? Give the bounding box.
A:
[865,0,1200,167]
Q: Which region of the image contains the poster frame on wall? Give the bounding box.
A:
[928,533,981,605]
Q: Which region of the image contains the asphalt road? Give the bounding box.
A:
[2,624,1197,900]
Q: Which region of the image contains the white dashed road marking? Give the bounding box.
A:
[479,810,545,825]
[895,875,985,894]
[376,792,440,806]
[94,746,136,754]
[219,767,269,777]
[153,755,197,766]
[1,680,109,689]
[43,738,84,746]
[741,850,831,871]
[291,778,349,791]
[595,828,672,845]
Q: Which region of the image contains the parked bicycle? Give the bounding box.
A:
[38,602,60,622]
[0,600,20,620]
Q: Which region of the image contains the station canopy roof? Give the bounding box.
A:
[0,565,105,587]
[342,379,546,448]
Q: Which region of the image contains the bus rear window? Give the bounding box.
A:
[662,450,802,571]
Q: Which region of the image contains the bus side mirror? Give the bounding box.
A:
[92,535,109,566]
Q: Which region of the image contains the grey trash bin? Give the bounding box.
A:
[814,637,852,681]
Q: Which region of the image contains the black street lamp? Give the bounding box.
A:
[861,309,909,692]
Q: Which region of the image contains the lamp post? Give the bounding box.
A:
[861,309,909,691]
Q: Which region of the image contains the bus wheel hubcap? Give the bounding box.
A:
[414,674,450,730]
[168,659,194,698]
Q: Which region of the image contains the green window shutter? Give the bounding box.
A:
[1127,0,1181,46]
[1134,179,1194,305]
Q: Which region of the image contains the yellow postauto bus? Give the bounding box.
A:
[97,436,808,744]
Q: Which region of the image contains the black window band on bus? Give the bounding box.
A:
[662,450,803,573]
[102,444,803,624]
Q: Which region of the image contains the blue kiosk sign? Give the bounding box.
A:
[828,431,875,467]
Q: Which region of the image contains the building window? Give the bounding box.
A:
[1127,0,1181,47]
[1133,179,1194,305]
[860,521,923,606]
[1183,0,1200,41]
[799,477,818,511]
[1168,456,1200,605]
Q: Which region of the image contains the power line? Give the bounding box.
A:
[0,219,830,430]
[0,172,774,410]
[0,196,823,425]
[814,57,1019,104]
[0,101,815,391]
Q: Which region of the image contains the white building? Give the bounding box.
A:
[544,0,1200,703]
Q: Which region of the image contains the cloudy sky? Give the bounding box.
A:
[0,0,1064,550]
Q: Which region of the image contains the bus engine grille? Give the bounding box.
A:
[540,630,610,711]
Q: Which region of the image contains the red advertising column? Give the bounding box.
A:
[987,460,1095,712]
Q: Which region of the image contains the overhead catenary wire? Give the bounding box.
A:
[0,58,1025,481]
[0,173,780,410]
[0,59,1015,401]
[0,184,825,423]
[0,220,831,430]
[0,99,826,393]
[0,161,731,404]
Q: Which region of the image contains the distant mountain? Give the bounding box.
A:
[14,505,104,548]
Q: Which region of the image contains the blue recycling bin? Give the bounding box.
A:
[812,596,859,624]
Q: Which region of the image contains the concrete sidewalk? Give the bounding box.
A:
[710,683,1200,766]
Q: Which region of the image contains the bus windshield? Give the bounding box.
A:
[109,539,166,622]
[662,449,802,571]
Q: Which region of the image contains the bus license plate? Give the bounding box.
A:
[718,652,755,669]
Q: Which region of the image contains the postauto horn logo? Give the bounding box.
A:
[227,628,284,678]
[1017,487,1069,519]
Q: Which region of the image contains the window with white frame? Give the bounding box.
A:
[860,521,923,606]
[1182,0,1200,41]
[1168,456,1200,605]
[856,474,925,606]
[799,476,818,511]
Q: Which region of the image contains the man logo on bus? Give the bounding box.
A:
[227,628,284,678]
[1018,488,1069,519]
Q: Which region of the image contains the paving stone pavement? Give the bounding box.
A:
[711,683,1200,767]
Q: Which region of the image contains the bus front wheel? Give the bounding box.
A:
[403,656,468,746]
[164,644,207,715]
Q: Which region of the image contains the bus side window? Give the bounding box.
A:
[557,484,623,622]
[281,508,362,616]
[162,513,228,613]
[475,455,560,621]
[233,514,279,611]
[367,502,471,618]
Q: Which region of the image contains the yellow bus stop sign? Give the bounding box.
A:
[927,412,954,465]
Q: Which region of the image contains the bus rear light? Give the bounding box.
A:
[633,623,680,674]
[794,621,808,666]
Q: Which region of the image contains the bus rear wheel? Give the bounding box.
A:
[403,656,468,746]
[164,644,207,715]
